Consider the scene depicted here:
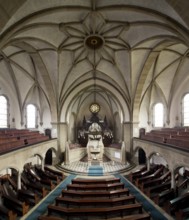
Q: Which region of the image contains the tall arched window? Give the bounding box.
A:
[26,104,36,128]
[183,94,189,126]
[0,96,8,128]
[154,103,164,127]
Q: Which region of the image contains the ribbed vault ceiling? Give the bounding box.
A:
[0,0,189,125]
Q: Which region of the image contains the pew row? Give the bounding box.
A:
[66,182,124,191]
[165,192,189,215]
[44,166,64,180]
[0,205,17,220]
[62,188,129,198]
[140,171,171,192]
[72,177,120,185]
[56,195,136,208]
[47,203,143,219]
[175,207,189,220]
[2,194,29,216]
[38,213,151,220]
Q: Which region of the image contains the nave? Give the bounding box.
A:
[1,149,189,220]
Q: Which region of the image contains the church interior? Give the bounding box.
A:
[0,0,189,219]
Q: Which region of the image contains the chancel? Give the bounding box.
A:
[1,1,189,220]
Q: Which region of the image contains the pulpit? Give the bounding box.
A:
[87,123,104,164]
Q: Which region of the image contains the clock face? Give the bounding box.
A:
[89,103,100,113]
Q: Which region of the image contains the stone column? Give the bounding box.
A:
[132,121,140,138]
[122,122,132,158]
[59,122,68,152]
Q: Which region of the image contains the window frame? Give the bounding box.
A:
[26,104,38,129]
[0,95,9,128]
[153,102,164,128]
[182,93,189,127]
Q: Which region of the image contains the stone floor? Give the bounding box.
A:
[60,159,131,175]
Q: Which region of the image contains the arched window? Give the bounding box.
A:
[26,104,36,128]
[0,96,8,128]
[154,103,164,127]
[183,94,189,126]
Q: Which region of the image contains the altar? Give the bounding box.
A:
[87,123,104,164]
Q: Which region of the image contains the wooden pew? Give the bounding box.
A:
[146,181,171,198]
[62,188,129,198]
[25,135,49,145]
[0,204,17,220]
[18,189,40,205]
[44,166,64,180]
[0,139,25,154]
[38,213,151,220]
[175,207,189,220]
[66,182,124,191]
[154,188,175,206]
[38,217,66,220]
[56,195,135,207]
[35,166,60,185]
[47,203,143,219]
[176,178,188,195]
[6,174,40,205]
[2,194,29,216]
[165,192,189,215]
[72,177,120,185]
[136,166,164,187]
[119,213,151,220]
[27,167,55,190]
[131,165,159,184]
[140,171,171,191]
[21,174,48,198]
[129,166,147,182]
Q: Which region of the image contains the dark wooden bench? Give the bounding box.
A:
[6,175,40,205]
[18,189,40,205]
[0,204,17,220]
[66,182,124,191]
[140,171,171,191]
[38,217,66,220]
[119,213,151,220]
[44,166,64,180]
[27,167,55,190]
[62,188,129,198]
[165,192,189,215]
[56,195,135,207]
[35,166,60,184]
[38,213,151,220]
[2,194,29,216]
[132,166,158,184]
[175,207,189,220]
[154,188,175,206]
[146,181,171,198]
[176,178,188,195]
[136,166,164,187]
[72,177,120,185]
[129,166,147,182]
[48,203,143,219]
[21,174,48,198]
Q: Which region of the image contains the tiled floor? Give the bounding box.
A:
[61,160,131,174]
